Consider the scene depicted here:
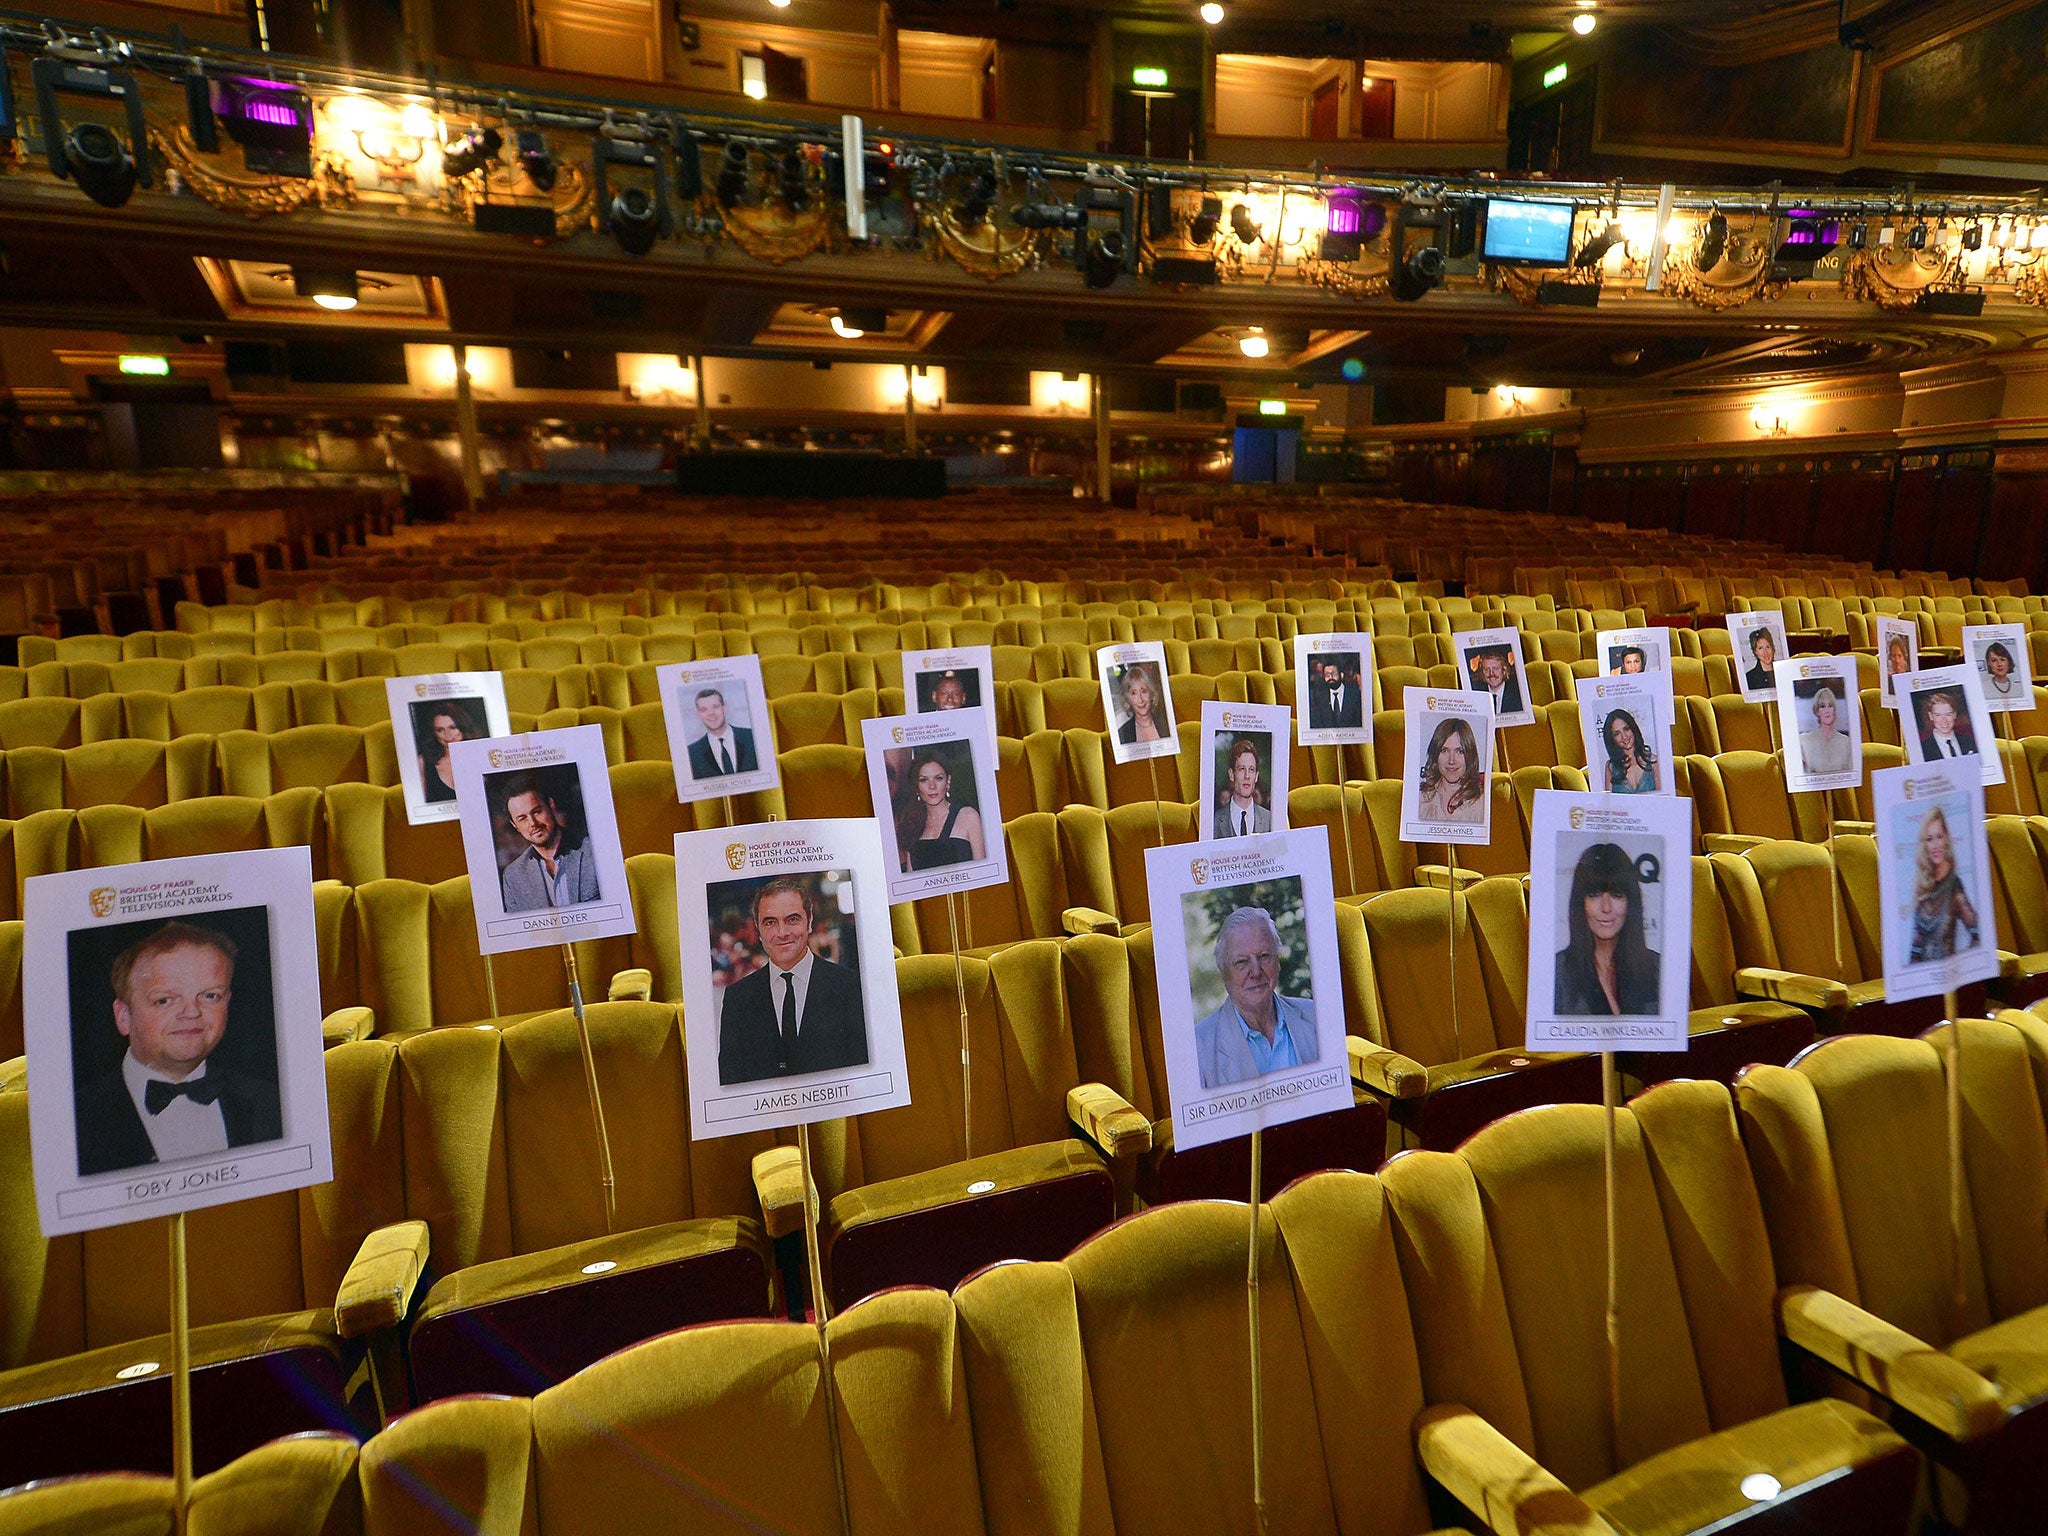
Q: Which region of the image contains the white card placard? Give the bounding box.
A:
[676,818,909,1139]
[1525,790,1694,1052]
[861,711,1009,905]
[1399,686,1495,845]
[1774,655,1864,794]
[1098,640,1179,764]
[23,848,333,1236]
[451,724,637,954]
[1576,672,1676,797]
[1198,701,1293,840]
[1873,761,1998,1004]
[1877,616,1919,704]
[387,672,514,826]
[1293,631,1373,746]
[1594,626,1672,677]
[1897,663,2003,789]
[1962,623,2033,714]
[659,654,782,804]
[1453,626,1536,729]
[1142,827,1352,1152]
[903,645,999,741]
[1726,612,1789,705]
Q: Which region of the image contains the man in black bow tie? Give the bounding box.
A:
[74,921,281,1178]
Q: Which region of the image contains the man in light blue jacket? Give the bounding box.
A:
[1193,906,1318,1090]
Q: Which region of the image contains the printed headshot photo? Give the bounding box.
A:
[484,763,603,915]
[1591,703,1661,794]
[1179,877,1317,1092]
[1211,729,1275,838]
[1881,623,1918,702]
[1735,620,1783,696]
[66,907,281,1178]
[1462,642,1524,717]
[881,738,989,874]
[1911,684,1979,765]
[1970,631,2031,709]
[1549,835,1667,1019]
[1891,797,1983,966]
[1792,676,1856,778]
[409,695,488,808]
[681,679,762,782]
[913,668,981,714]
[1415,712,1488,824]
[708,869,870,1086]
[1108,658,1173,748]
[1304,650,1366,731]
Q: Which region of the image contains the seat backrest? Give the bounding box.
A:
[1384,1084,1788,1493]
[1714,750,1798,841]
[1356,884,1510,1062]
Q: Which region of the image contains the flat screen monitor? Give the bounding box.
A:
[1482,199,1575,265]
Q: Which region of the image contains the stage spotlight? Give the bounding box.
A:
[717,140,751,207]
[959,170,997,228]
[1083,230,1126,289]
[1962,222,1984,251]
[294,268,359,311]
[515,129,557,191]
[609,186,662,255]
[1389,245,1445,302]
[1574,217,1622,268]
[1695,209,1728,269]
[1013,201,1088,232]
[441,126,502,180]
[1229,202,1263,244]
[1188,194,1222,245]
[183,70,217,152]
[1848,220,1868,250]
[63,122,139,208]
[1908,221,1928,250]
[779,146,810,211]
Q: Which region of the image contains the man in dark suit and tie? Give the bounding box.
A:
[1470,647,1523,717]
[717,877,869,1085]
[687,687,758,780]
[74,921,282,1178]
[1916,689,1977,763]
[1307,658,1363,730]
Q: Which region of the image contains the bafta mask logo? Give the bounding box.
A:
[1903,780,1918,801]
[1596,683,1609,699]
[1189,858,1210,886]
[724,843,748,871]
[1569,807,1587,830]
[415,683,429,697]
[488,749,504,769]
[89,887,117,919]
[891,727,905,745]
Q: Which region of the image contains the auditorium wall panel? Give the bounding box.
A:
[1683,469,1745,540]
[1928,457,1992,578]
[1744,469,1815,550]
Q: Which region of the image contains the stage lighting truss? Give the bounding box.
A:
[30,44,152,208]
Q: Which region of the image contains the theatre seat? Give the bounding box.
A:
[1984,815,2048,1004]
[1385,1088,1921,1536]
[1737,1018,2048,1535]
[395,1004,776,1402]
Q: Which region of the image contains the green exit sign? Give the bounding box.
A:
[1543,62,1569,89]
[1259,399,1287,415]
[1132,67,1169,87]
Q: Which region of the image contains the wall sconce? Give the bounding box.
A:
[1751,406,1790,437]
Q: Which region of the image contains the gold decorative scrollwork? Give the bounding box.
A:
[152,126,351,218]
[1659,250,1785,311]
[450,161,594,241]
[925,207,1044,280]
[1297,255,1390,300]
[718,200,837,265]
[1840,247,1959,311]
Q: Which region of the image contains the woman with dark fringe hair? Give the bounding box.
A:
[1553,842,1661,1016]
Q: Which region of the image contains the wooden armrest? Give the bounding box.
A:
[320,1006,375,1049]
[1066,1082,1152,1159]
[335,1220,431,1341]
[1413,1403,1609,1536]
[752,1145,810,1242]
[1347,1036,1430,1099]
[1735,968,1849,1010]
[1413,864,1483,893]
[1778,1285,2006,1443]
[1062,905,1123,937]
[608,967,654,1003]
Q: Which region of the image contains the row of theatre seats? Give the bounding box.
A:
[7,1023,2047,1535]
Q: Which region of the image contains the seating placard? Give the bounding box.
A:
[1197,701,1293,840]
[1452,626,1536,729]
[1593,625,1672,677]
[1576,672,1676,797]
[1773,655,1864,794]
[657,654,782,804]
[1142,826,1351,1152]
[675,818,909,1139]
[1726,611,1789,705]
[450,724,637,954]
[22,848,332,1237]
[1961,622,2033,714]
[386,671,512,826]
[861,711,1009,905]
[1895,662,2003,788]
[1876,615,1919,704]
[1399,686,1495,845]
[1097,640,1179,764]
[903,644,999,742]
[1872,760,1998,1004]
[1525,789,1693,1052]
[1292,631,1373,746]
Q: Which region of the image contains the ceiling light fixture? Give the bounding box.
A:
[294,268,361,310]
[1200,3,1225,22]
[1572,10,1597,33]
[830,314,864,339]
[1239,328,1269,358]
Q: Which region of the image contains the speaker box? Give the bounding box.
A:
[1538,279,1600,307]
[474,203,558,238]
